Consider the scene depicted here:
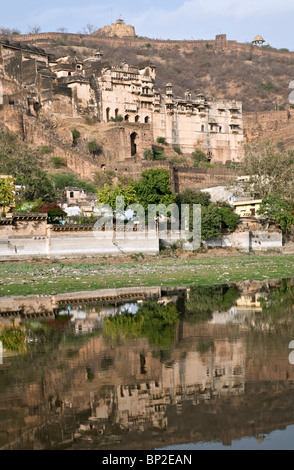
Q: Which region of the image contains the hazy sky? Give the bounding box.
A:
[2,0,294,50]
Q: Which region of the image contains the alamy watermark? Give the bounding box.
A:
[93,196,201,251]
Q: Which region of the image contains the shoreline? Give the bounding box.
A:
[0,249,294,298]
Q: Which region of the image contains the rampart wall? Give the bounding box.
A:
[243,109,294,143]
[11,32,294,60]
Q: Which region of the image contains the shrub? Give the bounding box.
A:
[153,150,165,160]
[173,146,181,154]
[110,114,123,122]
[258,79,275,92]
[71,128,80,146]
[87,140,103,155]
[192,149,207,166]
[50,156,66,168]
[84,115,98,125]
[157,136,166,144]
[143,149,154,160]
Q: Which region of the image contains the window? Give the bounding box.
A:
[130,132,138,155]
[70,191,74,198]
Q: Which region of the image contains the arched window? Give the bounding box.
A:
[144,116,149,123]
[124,114,129,122]
[201,124,205,132]
[115,108,119,118]
[135,115,140,122]
[130,132,138,156]
[106,107,110,121]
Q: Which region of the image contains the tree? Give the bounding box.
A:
[234,140,294,203]
[20,169,57,203]
[176,189,211,207]
[134,168,176,210]
[201,204,222,240]
[176,189,239,240]
[0,176,15,214]
[218,203,239,230]
[96,182,139,211]
[0,131,57,203]
[71,128,80,146]
[258,195,294,234]
[31,202,66,223]
[82,24,96,34]
[28,25,41,34]
[87,139,103,155]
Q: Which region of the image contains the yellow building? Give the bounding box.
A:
[232,199,262,218]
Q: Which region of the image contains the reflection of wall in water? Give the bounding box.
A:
[89,338,245,431]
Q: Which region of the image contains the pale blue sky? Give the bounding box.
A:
[1,0,294,50]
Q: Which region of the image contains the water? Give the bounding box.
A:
[1,278,294,451]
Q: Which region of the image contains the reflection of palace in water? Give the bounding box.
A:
[1,279,294,449]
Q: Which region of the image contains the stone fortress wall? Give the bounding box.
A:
[1,28,292,194]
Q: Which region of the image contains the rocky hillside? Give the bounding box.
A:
[14,32,294,114]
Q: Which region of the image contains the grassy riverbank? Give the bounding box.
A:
[0,248,294,297]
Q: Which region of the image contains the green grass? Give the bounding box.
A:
[0,251,294,297]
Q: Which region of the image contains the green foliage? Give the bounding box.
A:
[0,131,57,202]
[201,204,222,240]
[0,328,27,352]
[110,114,123,122]
[192,149,207,166]
[104,302,179,347]
[87,139,103,155]
[0,176,15,209]
[31,202,66,223]
[96,182,139,210]
[117,175,133,187]
[157,136,166,144]
[258,195,294,233]
[258,78,275,92]
[134,168,176,210]
[177,189,211,207]
[50,156,66,168]
[184,285,240,323]
[49,173,95,193]
[143,148,154,160]
[71,128,80,146]
[21,169,57,203]
[235,140,294,203]
[177,190,238,240]
[144,148,166,161]
[219,204,240,230]
[39,145,53,155]
[173,146,181,154]
[153,150,165,160]
[84,115,98,125]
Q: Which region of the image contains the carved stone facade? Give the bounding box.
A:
[0,39,244,167]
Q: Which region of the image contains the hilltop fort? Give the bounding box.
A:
[0,23,294,189]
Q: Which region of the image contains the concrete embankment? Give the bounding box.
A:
[0,286,166,317]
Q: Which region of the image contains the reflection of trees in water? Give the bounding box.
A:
[245,279,294,335]
[104,301,179,348]
[183,285,240,323]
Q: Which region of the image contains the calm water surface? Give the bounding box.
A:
[1,278,294,451]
